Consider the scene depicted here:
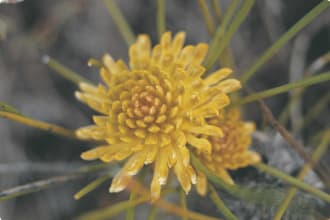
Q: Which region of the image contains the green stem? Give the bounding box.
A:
[293,93,330,133]
[236,71,330,105]
[211,0,222,23]
[146,206,158,220]
[74,174,110,200]
[103,0,135,46]
[204,0,255,70]
[273,130,330,220]
[126,192,137,220]
[240,0,330,84]
[78,196,149,220]
[191,154,237,194]
[157,0,166,39]
[198,0,215,35]
[205,0,240,63]
[0,111,77,139]
[253,163,330,203]
[179,189,188,220]
[209,184,238,220]
[43,55,92,85]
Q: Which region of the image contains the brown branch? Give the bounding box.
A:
[256,98,330,185]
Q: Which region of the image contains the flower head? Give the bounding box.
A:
[75,32,241,200]
[194,108,261,196]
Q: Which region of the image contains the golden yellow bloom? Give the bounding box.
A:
[194,108,261,196]
[75,32,241,200]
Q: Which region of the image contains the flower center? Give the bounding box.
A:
[131,89,161,118]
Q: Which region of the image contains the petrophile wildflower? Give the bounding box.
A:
[75,31,242,200]
[194,108,261,196]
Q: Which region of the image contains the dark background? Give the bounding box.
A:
[0,0,329,219]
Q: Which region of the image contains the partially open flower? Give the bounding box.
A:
[194,108,261,196]
[75,32,241,200]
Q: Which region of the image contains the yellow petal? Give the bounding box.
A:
[174,160,191,194]
[123,152,147,175]
[144,146,158,164]
[216,79,241,93]
[191,43,208,66]
[189,125,223,137]
[136,34,151,58]
[172,32,186,58]
[81,146,110,160]
[160,32,172,51]
[109,172,131,193]
[216,168,234,185]
[204,68,233,86]
[145,134,158,145]
[186,134,211,154]
[155,148,170,185]
[150,174,161,201]
[196,171,207,196]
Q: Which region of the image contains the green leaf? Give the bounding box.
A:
[0,102,21,114]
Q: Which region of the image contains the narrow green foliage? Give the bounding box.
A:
[236,71,330,105]
[43,55,92,85]
[273,130,330,219]
[253,163,330,203]
[294,93,330,132]
[78,196,149,220]
[0,174,83,202]
[0,102,21,114]
[146,206,158,220]
[240,0,330,84]
[179,189,188,220]
[205,0,240,62]
[211,0,222,23]
[103,0,135,46]
[126,192,137,220]
[157,0,166,39]
[74,175,111,200]
[198,0,215,35]
[209,184,238,220]
[204,0,255,70]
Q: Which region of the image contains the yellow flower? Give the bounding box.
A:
[194,108,261,196]
[75,32,241,200]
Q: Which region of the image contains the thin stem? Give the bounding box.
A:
[253,163,330,203]
[179,189,188,220]
[146,206,158,220]
[279,52,330,125]
[209,184,238,220]
[103,0,135,46]
[0,163,110,202]
[191,154,237,193]
[0,173,84,202]
[198,0,215,35]
[157,0,166,39]
[293,93,330,133]
[42,55,92,85]
[200,0,235,68]
[236,71,330,105]
[204,0,255,70]
[126,192,137,220]
[78,196,149,220]
[127,180,221,220]
[273,130,330,220]
[240,0,330,84]
[74,175,111,200]
[206,0,240,63]
[211,0,222,23]
[0,102,20,114]
[0,111,77,139]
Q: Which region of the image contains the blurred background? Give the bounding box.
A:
[0,0,329,219]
